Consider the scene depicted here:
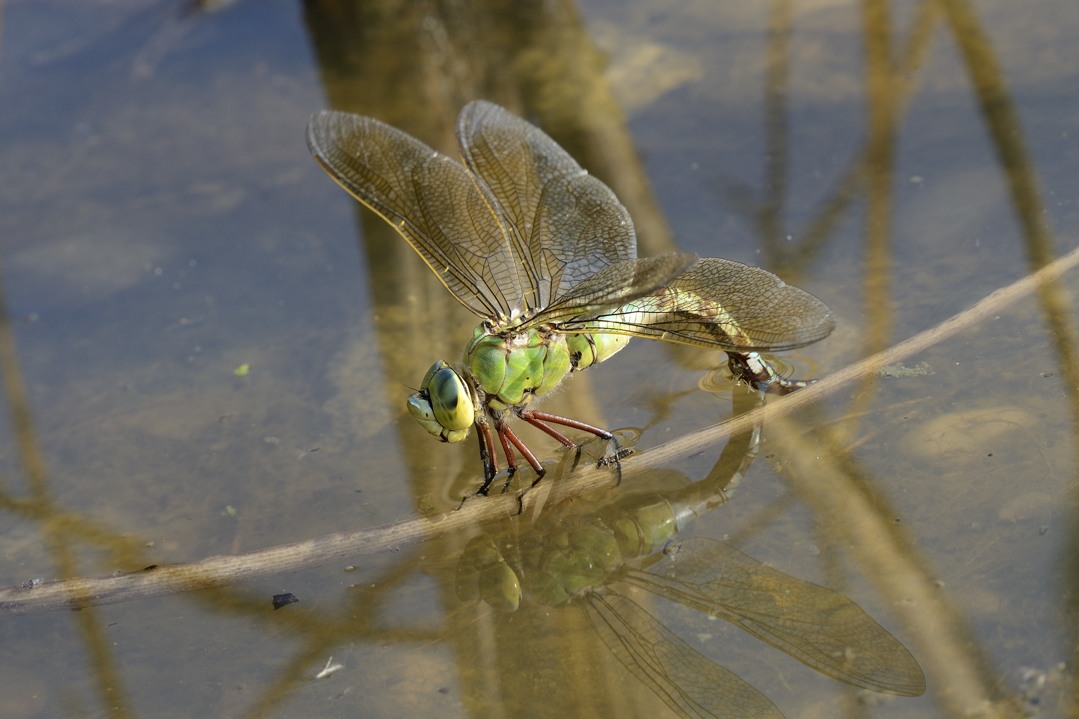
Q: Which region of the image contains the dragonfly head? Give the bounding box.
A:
[407,360,475,443]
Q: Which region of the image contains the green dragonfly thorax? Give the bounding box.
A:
[466,322,633,408]
[456,497,681,611]
[454,528,614,613]
[407,321,634,444]
[465,324,570,410]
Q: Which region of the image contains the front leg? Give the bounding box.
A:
[473,419,500,496]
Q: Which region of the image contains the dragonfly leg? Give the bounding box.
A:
[474,420,500,496]
[499,424,546,479]
[521,410,628,481]
[520,410,614,443]
[727,351,813,395]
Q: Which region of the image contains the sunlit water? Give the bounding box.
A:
[1,1,1078,717]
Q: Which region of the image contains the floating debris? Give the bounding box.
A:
[315,656,344,680]
[272,592,299,610]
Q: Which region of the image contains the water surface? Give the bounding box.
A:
[1,1,1078,717]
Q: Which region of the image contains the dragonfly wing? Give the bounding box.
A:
[307,110,522,321]
[629,538,926,697]
[585,592,785,719]
[526,252,699,326]
[457,101,638,313]
[557,258,836,352]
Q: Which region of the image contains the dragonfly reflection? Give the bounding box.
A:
[454,409,925,718]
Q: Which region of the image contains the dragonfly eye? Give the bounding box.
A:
[428,365,474,430]
[407,361,474,443]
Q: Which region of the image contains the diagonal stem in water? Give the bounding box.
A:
[1,242,1078,616]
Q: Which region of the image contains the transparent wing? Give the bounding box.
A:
[585,592,785,719]
[307,110,522,322]
[555,258,836,352]
[520,252,699,328]
[457,100,638,314]
[626,538,926,697]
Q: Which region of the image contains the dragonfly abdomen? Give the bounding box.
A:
[566,332,631,370]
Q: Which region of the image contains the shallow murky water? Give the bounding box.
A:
[2,1,1078,717]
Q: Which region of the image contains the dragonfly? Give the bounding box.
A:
[307,101,835,494]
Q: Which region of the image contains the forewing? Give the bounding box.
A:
[629,538,926,697]
[557,258,836,352]
[457,101,638,313]
[307,110,521,321]
[585,592,785,719]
